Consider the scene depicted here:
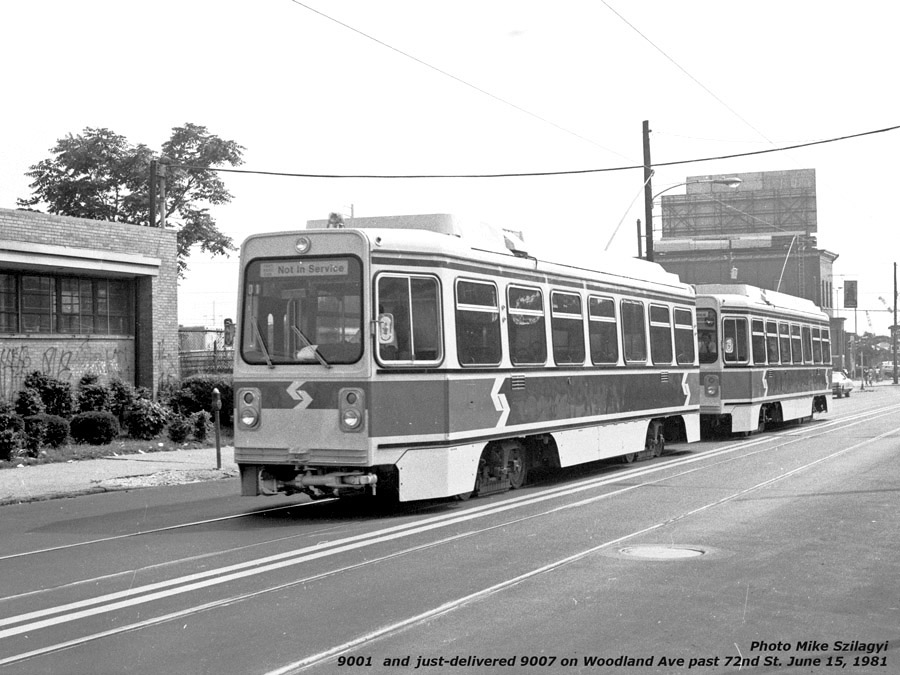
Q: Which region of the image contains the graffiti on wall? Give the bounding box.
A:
[0,341,134,401]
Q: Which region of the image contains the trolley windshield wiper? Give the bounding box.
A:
[251,319,275,369]
[291,326,332,368]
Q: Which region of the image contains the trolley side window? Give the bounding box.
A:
[821,328,832,363]
[722,317,749,364]
[673,307,695,365]
[801,325,813,363]
[588,296,618,365]
[455,279,501,366]
[621,300,647,363]
[508,286,546,365]
[751,319,767,364]
[812,327,823,363]
[697,308,718,364]
[779,322,791,363]
[551,291,585,365]
[241,256,363,366]
[790,324,803,364]
[649,304,673,365]
[766,321,780,364]
[376,274,442,365]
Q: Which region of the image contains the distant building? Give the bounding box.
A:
[654,169,847,367]
[0,208,178,400]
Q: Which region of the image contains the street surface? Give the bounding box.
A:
[1,387,898,675]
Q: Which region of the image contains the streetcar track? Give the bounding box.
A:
[3,403,893,567]
[274,423,900,674]
[1,406,898,667]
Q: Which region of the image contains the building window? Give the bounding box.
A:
[0,274,16,333]
[0,272,133,335]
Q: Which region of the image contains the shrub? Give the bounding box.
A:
[36,413,70,448]
[108,378,137,423]
[123,398,169,440]
[70,411,120,445]
[23,371,74,418]
[192,410,212,443]
[77,383,112,413]
[22,415,48,456]
[171,375,233,427]
[15,388,45,417]
[0,428,22,461]
[0,414,25,461]
[167,415,192,443]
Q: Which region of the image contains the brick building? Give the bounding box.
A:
[653,169,847,368]
[0,208,178,400]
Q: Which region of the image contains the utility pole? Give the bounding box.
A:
[636,219,643,258]
[149,159,158,228]
[642,120,654,262]
[894,261,898,385]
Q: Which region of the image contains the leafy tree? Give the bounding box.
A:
[18,124,244,276]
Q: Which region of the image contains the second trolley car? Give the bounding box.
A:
[695,284,831,436]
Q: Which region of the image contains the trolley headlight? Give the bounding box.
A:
[238,388,261,429]
[341,409,361,429]
[338,387,365,433]
[240,409,259,428]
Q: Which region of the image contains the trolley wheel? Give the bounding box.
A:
[507,446,528,489]
[646,421,665,458]
[620,453,637,464]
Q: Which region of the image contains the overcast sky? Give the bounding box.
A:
[2,1,898,334]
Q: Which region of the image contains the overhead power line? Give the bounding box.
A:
[599,0,774,145]
[288,0,630,160]
[172,123,900,179]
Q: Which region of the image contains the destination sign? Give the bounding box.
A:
[260,259,349,278]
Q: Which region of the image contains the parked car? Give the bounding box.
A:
[832,372,854,398]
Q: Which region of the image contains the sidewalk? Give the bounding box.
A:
[0,446,238,506]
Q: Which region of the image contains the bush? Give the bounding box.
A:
[123,398,169,440]
[172,375,233,427]
[0,428,22,461]
[167,415,192,443]
[108,378,137,423]
[23,371,74,418]
[70,411,120,445]
[192,410,212,443]
[15,388,45,417]
[34,413,70,448]
[22,415,48,456]
[77,383,112,413]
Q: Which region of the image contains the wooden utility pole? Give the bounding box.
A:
[642,120,654,261]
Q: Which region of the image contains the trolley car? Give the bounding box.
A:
[233,214,701,502]
[695,284,831,436]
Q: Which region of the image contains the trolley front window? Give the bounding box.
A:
[242,256,363,366]
[697,308,718,364]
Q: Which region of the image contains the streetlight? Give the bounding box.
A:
[642,176,742,261]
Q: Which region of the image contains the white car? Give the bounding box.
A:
[832,372,854,398]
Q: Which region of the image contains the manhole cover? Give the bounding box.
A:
[618,545,706,560]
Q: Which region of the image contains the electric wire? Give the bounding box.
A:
[599,0,774,145]
[287,0,630,160]
[170,123,900,179]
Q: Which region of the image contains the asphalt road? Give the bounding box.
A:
[1,388,898,675]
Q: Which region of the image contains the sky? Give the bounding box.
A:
[2,1,899,336]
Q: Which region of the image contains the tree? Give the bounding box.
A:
[18,124,244,276]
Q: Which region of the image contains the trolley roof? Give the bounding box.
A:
[297,213,690,296]
[695,283,827,320]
